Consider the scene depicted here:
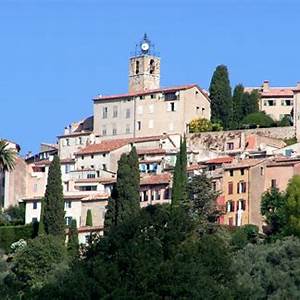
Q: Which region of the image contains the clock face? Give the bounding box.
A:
[141,42,149,51]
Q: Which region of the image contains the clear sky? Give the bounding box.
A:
[1,0,300,154]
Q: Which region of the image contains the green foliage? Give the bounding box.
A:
[0,203,25,226]
[0,140,16,172]
[278,115,292,127]
[242,90,259,117]
[233,237,300,299]
[38,198,45,236]
[68,219,79,257]
[0,224,36,253]
[284,136,297,146]
[172,137,188,208]
[6,235,68,295]
[284,175,300,237]
[261,188,286,237]
[85,209,93,227]
[242,111,275,128]
[43,155,65,239]
[209,65,232,130]
[187,173,220,225]
[36,205,235,299]
[230,224,259,250]
[189,118,223,133]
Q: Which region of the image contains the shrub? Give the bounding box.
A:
[241,111,275,128]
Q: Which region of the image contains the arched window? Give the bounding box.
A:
[149,59,155,74]
[135,61,140,74]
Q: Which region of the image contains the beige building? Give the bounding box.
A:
[93,35,211,139]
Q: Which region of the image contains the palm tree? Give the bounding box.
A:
[0,140,17,171]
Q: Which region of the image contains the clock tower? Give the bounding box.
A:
[129,34,160,93]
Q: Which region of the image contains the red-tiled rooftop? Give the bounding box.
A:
[205,156,233,164]
[224,159,265,170]
[76,135,168,155]
[93,84,210,101]
[140,173,171,185]
[261,88,294,98]
[137,148,166,155]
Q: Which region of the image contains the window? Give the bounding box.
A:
[227,142,234,150]
[226,200,234,212]
[228,182,233,194]
[164,92,177,101]
[271,179,277,188]
[87,173,95,179]
[260,167,264,176]
[85,235,90,244]
[103,153,106,157]
[81,155,84,160]
[112,127,117,135]
[102,164,107,170]
[78,137,82,145]
[79,186,97,191]
[32,217,38,223]
[65,164,71,174]
[113,106,118,118]
[139,95,145,100]
[229,170,234,177]
[65,216,72,226]
[135,61,139,74]
[265,99,276,106]
[149,104,154,113]
[150,94,156,99]
[240,169,245,176]
[237,181,247,193]
[238,199,246,211]
[169,102,176,111]
[66,138,70,146]
[91,155,94,159]
[102,107,108,119]
[281,99,293,106]
[149,59,155,74]
[126,108,131,118]
[102,126,107,136]
[126,124,130,134]
[137,121,141,131]
[64,201,72,209]
[33,202,38,210]
[148,120,154,129]
[90,165,94,169]
[212,181,217,191]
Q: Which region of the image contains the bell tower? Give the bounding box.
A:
[129,34,160,93]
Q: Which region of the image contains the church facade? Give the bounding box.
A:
[93,34,211,139]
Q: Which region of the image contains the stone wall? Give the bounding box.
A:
[188,126,295,152]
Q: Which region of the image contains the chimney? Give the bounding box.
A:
[262,80,270,91]
[64,127,69,135]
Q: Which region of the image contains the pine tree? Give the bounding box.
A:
[232,84,244,128]
[171,137,188,208]
[209,65,232,129]
[67,219,79,257]
[43,155,65,239]
[86,209,93,226]
[38,198,45,236]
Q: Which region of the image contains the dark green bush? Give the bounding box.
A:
[242,111,275,128]
[0,224,36,253]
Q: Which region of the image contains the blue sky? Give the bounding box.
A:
[1,0,299,154]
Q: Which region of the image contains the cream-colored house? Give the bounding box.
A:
[93,35,211,139]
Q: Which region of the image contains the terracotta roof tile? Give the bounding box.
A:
[140,173,171,185]
[205,156,233,164]
[224,159,265,170]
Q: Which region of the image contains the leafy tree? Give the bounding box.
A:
[43,156,65,240]
[261,187,286,237]
[103,186,118,236]
[284,175,300,237]
[233,237,300,299]
[189,118,223,133]
[230,224,259,250]
[209,65,232,129]
[5,235,68,295]
[0,140,16,172]
[3,203,25,225]
[67,219,79,257]
[85,209,93,227]
[172,137,188,208]
[242,90,259,117]
[187,173,220,225]
[278,115,292,127]
[242,111,275,128]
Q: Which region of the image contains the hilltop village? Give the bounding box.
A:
[2,35,300,243]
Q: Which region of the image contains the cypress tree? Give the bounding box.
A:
[43,155,65,239]
[209,65,232,129]
[38,198,45,236]
[171,137,188,208]
[86,209,93,226]
[67,219,79,257]
[232,84,244,128]
[104,187,118,235]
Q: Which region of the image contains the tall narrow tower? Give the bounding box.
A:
[129,34,160,93]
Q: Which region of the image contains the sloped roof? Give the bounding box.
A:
[140,173,171,185]
[205,156,233,164]
[93,84,210,101]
